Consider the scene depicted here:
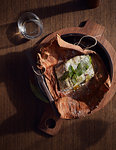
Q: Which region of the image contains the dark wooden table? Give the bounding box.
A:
[0,0,116,150]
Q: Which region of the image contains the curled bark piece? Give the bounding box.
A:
[57,34,84,53]
[55,97,90,119]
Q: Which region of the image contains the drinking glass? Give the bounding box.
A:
[18,12,43,39]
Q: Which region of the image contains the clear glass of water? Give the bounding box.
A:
[18,12,43,39]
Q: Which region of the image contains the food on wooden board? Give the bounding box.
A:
[34,34,111,119]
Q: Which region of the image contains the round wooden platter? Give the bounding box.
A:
[37,20,116,136]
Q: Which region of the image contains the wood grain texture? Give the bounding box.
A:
[0,0,116,150]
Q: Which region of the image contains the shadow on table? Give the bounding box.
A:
[0,49,51,138]
[79,119,109,150]
[0,23,29,50]
[0,0,98,49]
[0,49,109,149]
[28,0,98,20]
[24,119,109,150]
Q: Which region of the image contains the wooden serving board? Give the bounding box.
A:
[37,20,116,136]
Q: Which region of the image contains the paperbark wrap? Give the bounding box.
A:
[36,35,111,119]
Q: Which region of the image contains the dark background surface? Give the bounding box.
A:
[0,0,116,150]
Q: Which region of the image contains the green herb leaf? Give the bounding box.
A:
[68,65,74,78]
[75,63,83,76]
[72,74,77,85]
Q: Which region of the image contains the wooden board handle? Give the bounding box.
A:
[36,20,116,136]
[38,104,62,136]
[82,20,105,38]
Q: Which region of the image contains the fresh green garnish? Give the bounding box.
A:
[60,56,92,83]
[57,55,94,91]
[75,56,91,76]
[72,74,77,84]
[68,65,75,78]
[89,56,92,64]
[75,63,83,76]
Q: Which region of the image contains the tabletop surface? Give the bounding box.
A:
[0,0,116,150]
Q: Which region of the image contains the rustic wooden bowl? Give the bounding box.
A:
[31,20,116,136]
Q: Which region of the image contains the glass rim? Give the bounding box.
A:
[17,12,43,39]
